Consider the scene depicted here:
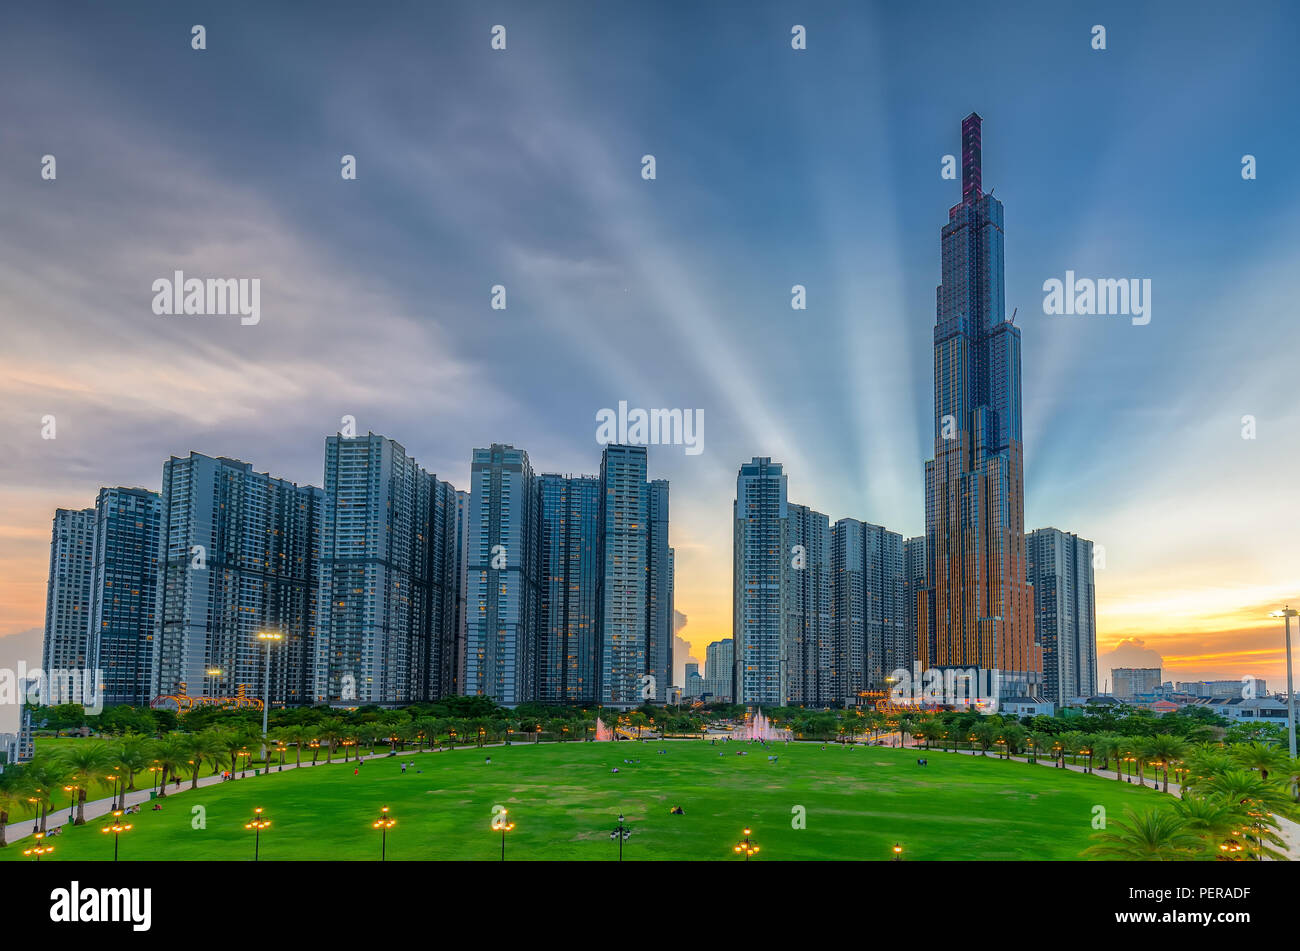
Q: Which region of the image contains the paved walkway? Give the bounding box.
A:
[1,743,501,845]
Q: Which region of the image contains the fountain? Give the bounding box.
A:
[594,717,614,742]
[732,709,790,742]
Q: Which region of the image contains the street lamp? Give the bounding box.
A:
[244,807,271,861]
[106,772,121,811]
[733,827,759,861]
[23,832,53,862]
[373,807,395,861]
[609,813,631,861]
[892,842,903,861]
[101,810,132,862]
[1270,608,1299,763]
[492,809,515,861]
[257,631,283,753]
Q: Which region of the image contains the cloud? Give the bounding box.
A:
[1098,637,1164,690]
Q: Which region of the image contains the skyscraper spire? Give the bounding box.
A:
[920,113,1039,699]
[961,112,982,205]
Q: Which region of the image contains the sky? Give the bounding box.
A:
[2,1,1299,729]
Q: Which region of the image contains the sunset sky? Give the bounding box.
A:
[2,1,1298,728]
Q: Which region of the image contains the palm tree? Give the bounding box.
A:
[1094,734,1126,780]
[1201,769,1292,860]
[115,734,155,794]
[57,743,113,824]
[0,766,26,847]
[1181,743,1234,794]
[1085,807,1201,860]
[317,718,345,763]
[183,731,222,789]
[1145,734,1188,793]
[1230,741,1287,782]
[20,760,67,833]
[283,725,311,767]
[1173,793,1244,858]
[152,736,189,800]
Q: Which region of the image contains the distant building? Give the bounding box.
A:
[705,638,735,702]
[1189,696,1297,725]
[1112,667,1161,701]
[999,697,1055,718]
[684,662,703,699]
[1176,679,1266,699]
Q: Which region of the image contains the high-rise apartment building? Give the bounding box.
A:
[599,444,650,706]
[1026,528,1097,704]
[153,453,327,706]
[320,434,461,706]
[538,473,601,703]
[920,113,1039,696]
[42,508,96,694]
[903,536,926,672]
[831,519,905,702]
[785,503,832,706]
[646,479,674,703]
[733,457,788,706]
[88,487,162,707]
[466,444,541,706]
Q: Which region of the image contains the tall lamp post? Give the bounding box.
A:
[609,813,631,861]
[493,808,515,861]
[733,827,759,862]
[101,810,132,862]
[244,807,270,861]
[373,807,395,861]
[258,631,283,758]
[1270,608,1298,763]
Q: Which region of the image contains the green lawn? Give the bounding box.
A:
[1,741,1168,860]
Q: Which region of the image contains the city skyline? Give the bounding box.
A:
[4,2,1300,722]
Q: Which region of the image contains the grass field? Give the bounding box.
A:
[1,740,1169,860]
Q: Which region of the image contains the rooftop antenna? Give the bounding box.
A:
[1008,306,1017,324]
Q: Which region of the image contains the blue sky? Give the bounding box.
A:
[2,0,1299,718]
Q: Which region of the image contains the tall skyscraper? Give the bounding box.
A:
[466,444,541,705]
[786,503,831,706]
[538,473,601,703]
[920,113,1039,696]
[88,487,162,707]
[320,433,461,706]
[42,507,96,697]
[733,457,788,706]
[1026,528,1097,703]
[831,519,905,702]
[646,478,674,703]
[598,444,649,706]
[153,453,327,706]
